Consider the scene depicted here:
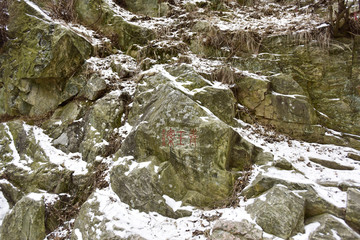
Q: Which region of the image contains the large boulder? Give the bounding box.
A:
[42,90,126,162]
[0,0,93,117]
[241,171,346,219]
[111,66,262,213]
[71,190,146,240]
[246,184,305,239]
[0,195,46,240]
[0,121,88,193]
[301,213,360,240]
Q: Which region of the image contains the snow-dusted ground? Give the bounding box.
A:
[2,0,360,239]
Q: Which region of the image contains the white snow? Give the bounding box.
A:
[291,222,321,240]
[0,192,10,226]
[24,0,52,21]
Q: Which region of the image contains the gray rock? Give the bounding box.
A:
[113,67,262,209]
[309,157,354,170]
[0,195,46,240]
[0,0,92,117]
[273,157,294,170]
[0,180,23,208]
[302,214,360,240]
[79,75,107,101]
[72,192,146,240]
[210,220,263,240]
[346,188,360,230]
[246,185,305,239]
[122,0,170,17]
[241,172,346,219]
[254,151,274,166]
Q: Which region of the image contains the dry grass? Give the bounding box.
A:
[47,0,76,23]
[218,168,253,208]
[0,0,8,48]
[201,25,262,56]
[45,162,109,240]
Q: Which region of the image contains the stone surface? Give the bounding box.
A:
[0,0,93,117]
[0,195,46,240]
[241,172,345,219]
[346,188,360,230]
[122,0,170,17]
[273,158,294,170]
[75,0,154,51]
[210,220,263,240]
[0,121,76,193]
[72,192,146,240]
[0,180,23,208]
[303,214,360,240]
[111,66,262,211]
[246,185,305,239]
[110,159,191,218]
[309,157,354,170]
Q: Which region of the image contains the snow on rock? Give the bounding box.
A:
[0,192,10,226]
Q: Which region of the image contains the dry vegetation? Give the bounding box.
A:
[0,0,8,48]
[47,0,76,22]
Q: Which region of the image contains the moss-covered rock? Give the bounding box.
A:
[0,121,83,193]
[75,0,155,51]
[0,195,46,240]
[241,172,346,219]
[346,188,360,230]
[0,0,93,117]
[111,67,262,211]
[122,0,170,17]
[71,191,147,240]
[301,213,360,240]
[210,220,263,240]
[246,185,305,239]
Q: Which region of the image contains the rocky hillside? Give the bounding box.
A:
[0,0,360,239]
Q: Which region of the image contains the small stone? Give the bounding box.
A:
[273,158,293,170]
[348,153,360,162]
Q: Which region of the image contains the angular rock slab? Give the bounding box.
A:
[210,220,263,240]
[111,67,262,213]
[303,213,360,240]
[246,184,305,239]
[71,192,146,240]
[0,195,46,240]
[346,188,360,230]
[0,0,93,117]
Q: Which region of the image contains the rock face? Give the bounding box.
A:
[111,66,262,213]
[246,185,305,239]
[0,0,93,117]
[210,220,263,240]
[0,195,46,240]
[0,121,76,193]
[122,0,170,17]
[303,214,360,240]
[346,188,360,230]
[75,0,155,50]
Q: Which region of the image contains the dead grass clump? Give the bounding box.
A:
[0,0,9,48]
[211,66,240,85]
[201,26,262,56]
[288,26,331,49]
[47,0,76,23]
[219,169,253,208]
